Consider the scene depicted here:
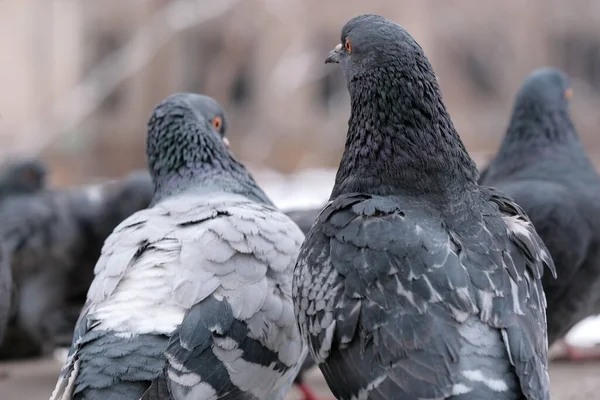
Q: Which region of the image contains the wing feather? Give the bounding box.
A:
[55,193,306,399]
[294,191,553,400]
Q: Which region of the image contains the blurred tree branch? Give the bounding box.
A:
[10,0,242,158]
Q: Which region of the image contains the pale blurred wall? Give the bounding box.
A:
[0,1,81,146]
[1,0,600,185]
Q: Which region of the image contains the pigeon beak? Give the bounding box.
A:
[325,43,342,64]
[223,137,230,148]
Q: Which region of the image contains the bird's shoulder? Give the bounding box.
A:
[56,192,307,399]
[480,185,556,282]
[295,190,553,399]
[296,192,453,291]
[294,193,463,359]
[88,191,304,327]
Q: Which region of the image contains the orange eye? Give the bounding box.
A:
[565,88,573,100]
[212,116,222,130]
[345,39,352,53]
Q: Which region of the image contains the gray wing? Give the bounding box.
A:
[52,193,306,400]
[482,188,555,398]
[61,174,153,320]
[141,197,307,400]
[484,180,591,344]
[50,206,172,400]
[294,192,553,400]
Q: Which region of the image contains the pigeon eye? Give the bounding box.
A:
[345,39,352,53]
[565,88,573,100]
[212,116,223,130]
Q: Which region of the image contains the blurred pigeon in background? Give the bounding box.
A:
[0,158,47,201]
[480,67,600,361]
[294,15,555,400]
[0,170,154,359]
[0,158,47,345]
[51,93,306,400]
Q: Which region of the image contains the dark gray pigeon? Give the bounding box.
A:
[0,158,47,201]
[293,14,555,400]
[479,67,600,359]
[50,93,306,400]
[0,157,48,343]
[0,170,154,359]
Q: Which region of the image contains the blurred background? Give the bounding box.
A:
[2,0,600,399]
[3,0,600,185]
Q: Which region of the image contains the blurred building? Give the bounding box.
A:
[1,0,600,185]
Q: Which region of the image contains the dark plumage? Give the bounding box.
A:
[51,93,306,400]
[0,159,36,344]
[0,171,154,358]
[294,14,555,400]
[0,158,47,201]
[282,207,328,400]
[479,67,600,347]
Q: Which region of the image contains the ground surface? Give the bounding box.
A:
[1,355,599,400]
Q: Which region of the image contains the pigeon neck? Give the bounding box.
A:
[502,107,578,151]
[331,66,478,201]
[150,146,272,206]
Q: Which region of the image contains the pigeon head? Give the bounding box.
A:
[146,93,272,205]
[514,68,572,114]
[326,15,478,199]
[189,94,229,144]
[505,67,576,145]
[326,14,424,84]
[0,159,47,196]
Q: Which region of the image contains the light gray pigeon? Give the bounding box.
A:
[1,95,229,360]
[50,93,306,400]
[293,15,555,400]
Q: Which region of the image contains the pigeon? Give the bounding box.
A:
[0,170,154,358]
[0,95,230,359]
[479,67,600,361]
[0,158,47,201]
[50,92,306,400]
[293,14,555,400]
